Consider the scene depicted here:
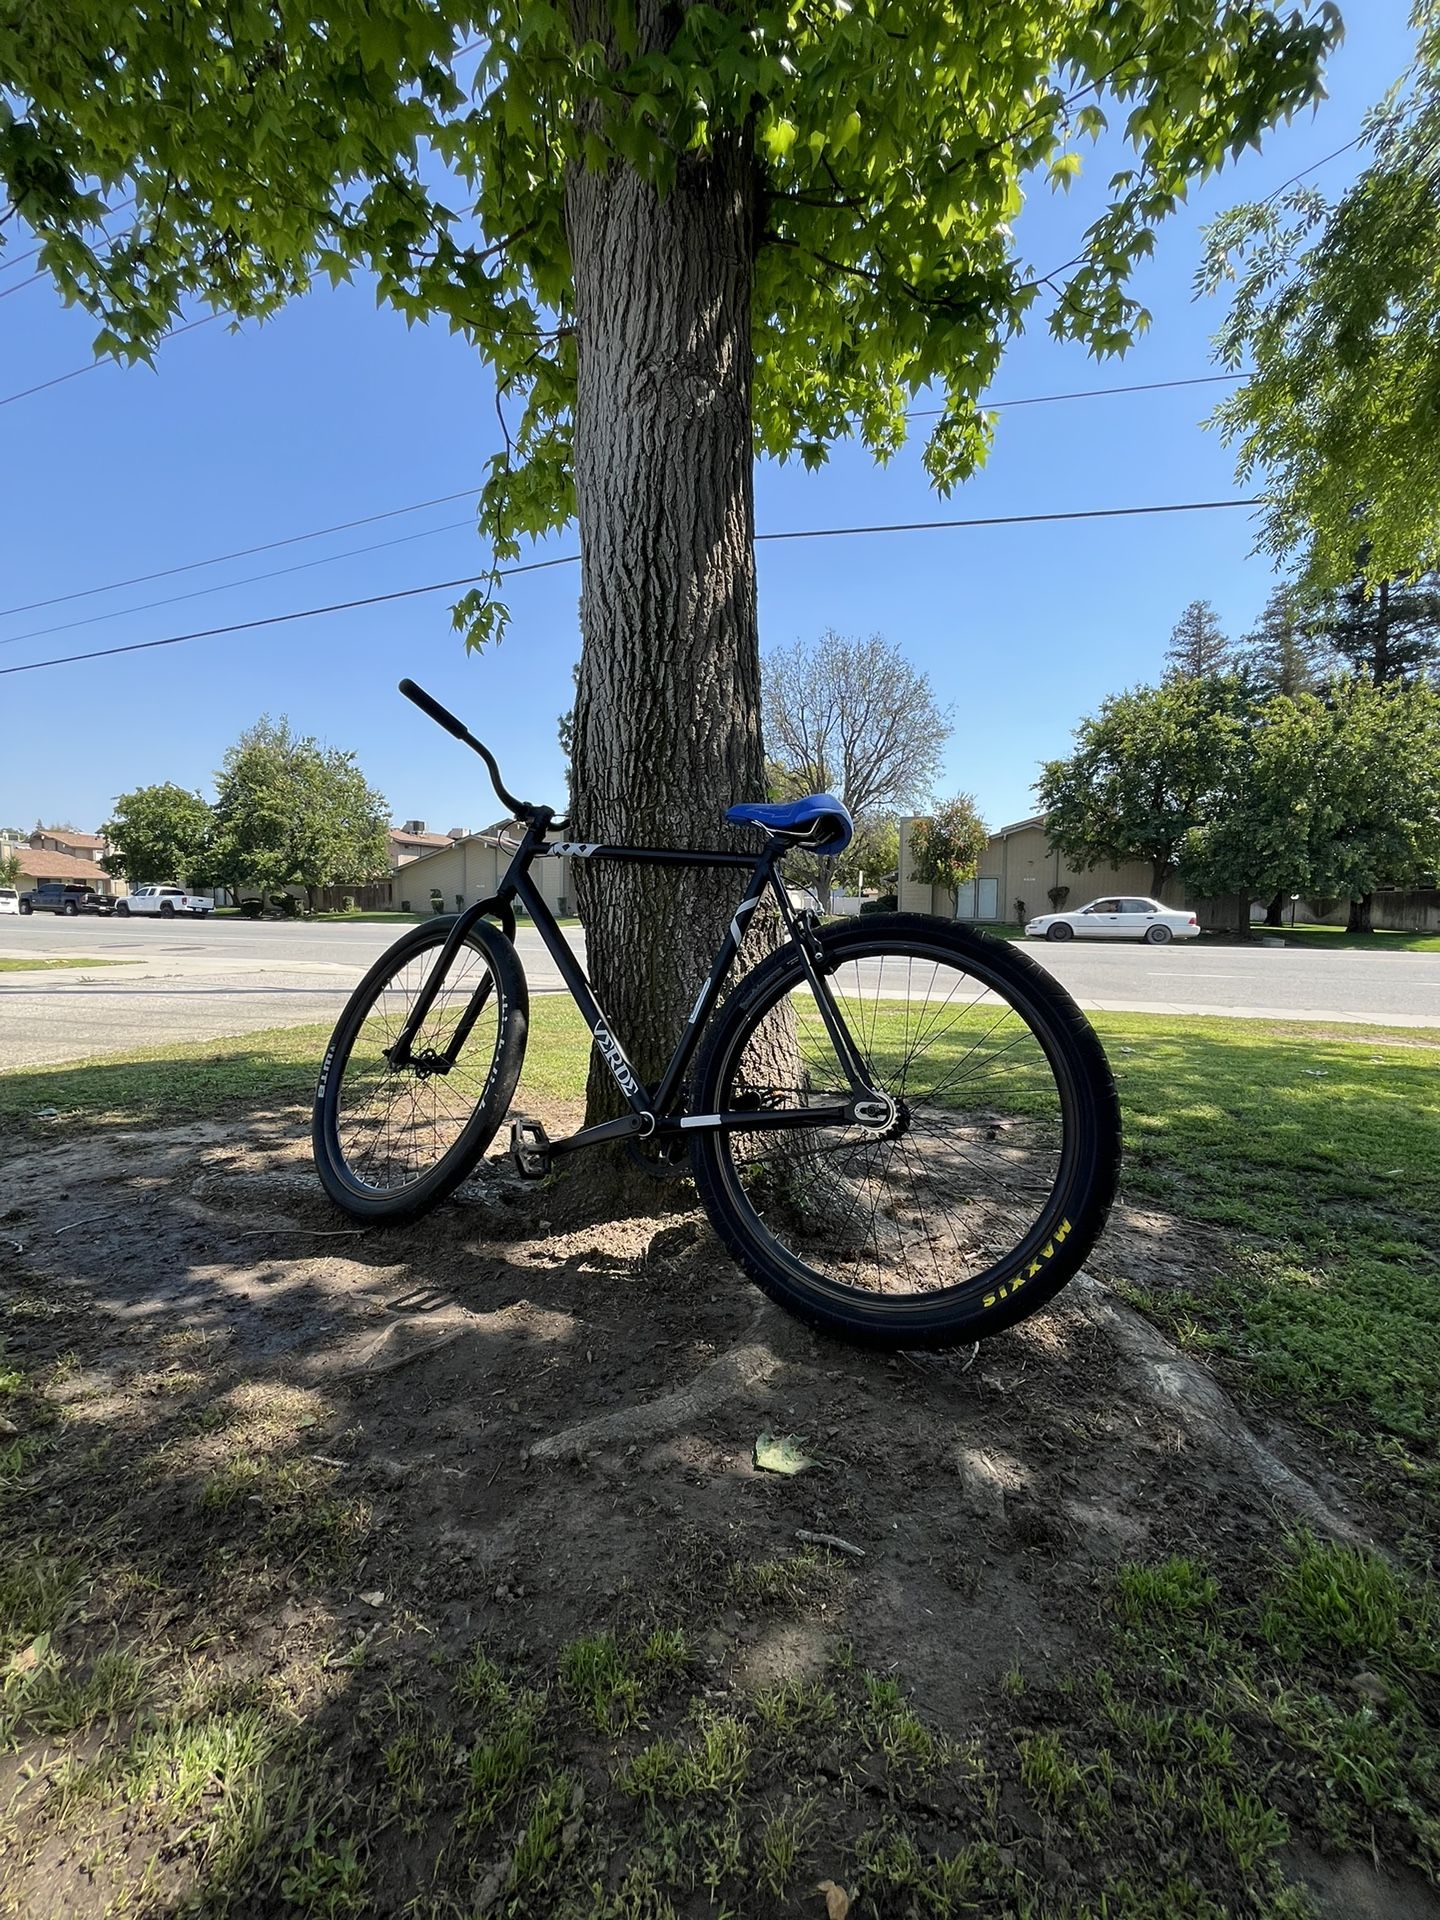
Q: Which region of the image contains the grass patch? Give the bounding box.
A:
[1276,921,1440,954]
[0,955,131,971]
[1092,1012,1440,1536]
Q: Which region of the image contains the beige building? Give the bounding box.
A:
[29,827,107,864]
[899,813,1180,924]
[390,831,575,917]
[388,821,462,866]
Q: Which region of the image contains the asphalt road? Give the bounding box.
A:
[1,914,1437,1071]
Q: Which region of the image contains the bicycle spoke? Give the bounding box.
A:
[714,945,1071,1304]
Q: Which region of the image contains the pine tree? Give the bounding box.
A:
[1314,571,1440,686]
[1165,600,1232,679]
[1241,586,1329,698]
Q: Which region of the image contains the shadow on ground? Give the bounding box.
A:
[1,1094,1437,1919]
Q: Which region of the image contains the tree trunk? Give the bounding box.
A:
[1264,888,1284,927]
[1346,891,1374,934]
[1151,857,1172,896]
[1374,577,1390,686]
[564,103,763,1174]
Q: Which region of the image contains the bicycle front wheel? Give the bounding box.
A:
[690,914,1120,1346]
[312,917,527,1222]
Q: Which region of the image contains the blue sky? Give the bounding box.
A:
[0,4,1418,838]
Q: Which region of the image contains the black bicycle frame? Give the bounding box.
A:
[386,809,882,1160]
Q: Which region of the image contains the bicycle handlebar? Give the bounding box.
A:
[398,678,540,822]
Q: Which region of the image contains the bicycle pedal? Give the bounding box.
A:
[510,1117,551,1180]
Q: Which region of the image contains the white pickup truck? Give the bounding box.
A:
[115,885,215,919]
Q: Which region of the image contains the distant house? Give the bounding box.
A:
[391,830,573,917]
[898,814,1181,925]
[29,827,107,865]
[16,843,124,895]
[388,820,464,867]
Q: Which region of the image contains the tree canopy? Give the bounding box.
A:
[1204,3,1440,592]
[1165,598,1232,679]
[3,2,1339,638]
[1037,674,1250,894]
[1240,584,1327,698]
[1310,569,1440,687]
[209,718,390,903]
[102,782,214,886]
[763,631,949,823]
[908,793,989,895]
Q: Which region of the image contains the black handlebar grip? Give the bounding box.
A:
[398,678,470,742]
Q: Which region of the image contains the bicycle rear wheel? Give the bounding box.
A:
[312,917,527,1222]
[689,914,1120,1346]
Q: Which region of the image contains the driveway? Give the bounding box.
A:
[1,916,1437,1070]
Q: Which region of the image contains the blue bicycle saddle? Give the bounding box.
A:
[725,793,854,853]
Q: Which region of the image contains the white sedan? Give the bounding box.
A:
[1025,896,1200,945]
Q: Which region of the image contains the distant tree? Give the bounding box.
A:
[557,663,579,778]
[0,851,22,889]
[1241,585,1329,698]
[1310,569,1440,687]
[102,783,213,886]
[1165,599,1232,679]
[1038,677,1250,896]
[1307,677,1440,933]
[837,814,900,894]
[909,794,989,896]
[764,633,950,817]
[1204,13,1440,594]
[763,631,949,904]
[210,718,390,910]
[1179,693,1322,931]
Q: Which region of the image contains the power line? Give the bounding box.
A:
[1262,134,1365,205]
[908,371,1242,419]
[0,497,1258,679]
[0,313,221,409]
[0,372,1248,621]
[0,517,479,649]
[0,485,482,620]
[0,271,42,303]
[0,195,136,280]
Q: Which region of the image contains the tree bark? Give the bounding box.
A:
[1264,888,1284,927]
[564,88,764,1171]
[1346,891,1374,934]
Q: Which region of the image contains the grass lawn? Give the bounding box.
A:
[1273,921,1440,954]
[0,956,130,972]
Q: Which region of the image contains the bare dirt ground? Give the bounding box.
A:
[1,1099,1436,1919]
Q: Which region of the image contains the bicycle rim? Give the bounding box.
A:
[701,936,1089,1316]
[327,931,508,1196]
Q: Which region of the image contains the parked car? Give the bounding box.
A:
[1025,896,1200,945]
[115,884,214,919]
[0,886,18,915]
[18,883,115,916]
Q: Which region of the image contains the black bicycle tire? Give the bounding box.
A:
[689,914,1121,1347]
[312,917,528,1224]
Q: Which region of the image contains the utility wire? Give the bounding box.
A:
[0,485,483,620]
[0,517,478,649]
[0,313,221,409]
[0,497,1258,679]
[0,372,1248,622]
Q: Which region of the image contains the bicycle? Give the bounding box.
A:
[312,679,1122,1347]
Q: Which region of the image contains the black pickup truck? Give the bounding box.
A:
[18,883,115,917]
